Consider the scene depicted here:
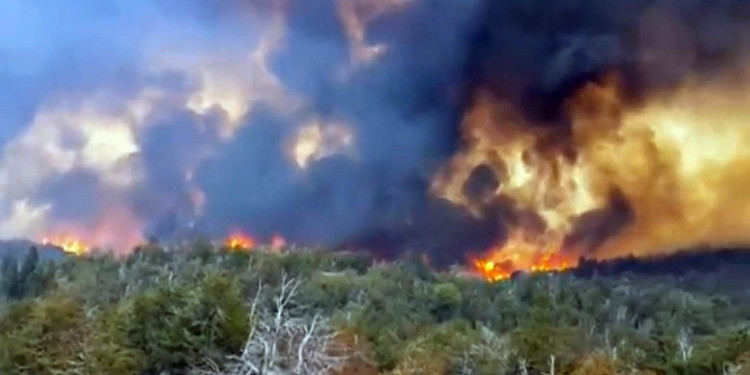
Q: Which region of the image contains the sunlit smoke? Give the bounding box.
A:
[4,0,750,278]
[572,73,750,259]
[289,119,355,169]
[336,0,407,67]
[439,71,750,280]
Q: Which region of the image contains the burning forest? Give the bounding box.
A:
[3,0,750,281]
[6,1,750,372]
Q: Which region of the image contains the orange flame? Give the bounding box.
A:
[42,235,90,256]
[471,230,578,282]
[224,231,256,251]
[437,70,750,278]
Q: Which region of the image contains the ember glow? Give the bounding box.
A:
[471,230,578,281]
[224,231,256,251]
[42,235,90,256]
[223,232,286,252]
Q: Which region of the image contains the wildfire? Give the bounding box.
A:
[224,231,256,251]
[42,235,90,256]
[437,70,750,277]
[223,231,287,252]
[8,0,750,279]
[472,230,577,282]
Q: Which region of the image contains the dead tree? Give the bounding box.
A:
[677,328,694,364]
[455,325,514,375]
[194,273,354,375]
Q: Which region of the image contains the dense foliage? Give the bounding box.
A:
[0,244,749,375]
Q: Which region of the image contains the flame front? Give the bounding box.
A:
[472,230,577,281]
[7,0,750,278]
[224,231,256,251]
[42,235,90,256]
[437,71,750,281]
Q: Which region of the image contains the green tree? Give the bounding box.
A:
[124,273,250,373]
[431,282,462,322]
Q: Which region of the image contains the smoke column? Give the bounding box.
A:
[2,0,750,268]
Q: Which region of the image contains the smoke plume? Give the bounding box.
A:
[2,0,750,271]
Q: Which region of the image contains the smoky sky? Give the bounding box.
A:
[192,0,481,253]
[469,0,750,123]
[3,0,750,261]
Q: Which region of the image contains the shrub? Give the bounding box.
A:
[0,294,144,375]
[0,295,89,374]
[124,273,250,373]
[431,282,462,321]
[510,306,588,373]
[389,320,477,375]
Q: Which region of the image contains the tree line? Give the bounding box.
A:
[0,243,749,374]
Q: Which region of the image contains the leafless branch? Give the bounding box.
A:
[192,274,355,375]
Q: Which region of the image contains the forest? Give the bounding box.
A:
[0,243,749,375]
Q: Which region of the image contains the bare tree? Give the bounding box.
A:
[519,359,529,375]
[677,328,693,364]
[545,355,556,375]
[193,273,355,375]
[723,362,741,375]
[455,325,514,375]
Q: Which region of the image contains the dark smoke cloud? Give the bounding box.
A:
[3,0,750,261]
[0,0,270,242]
[468,0,750,124]
[192,0,485,256]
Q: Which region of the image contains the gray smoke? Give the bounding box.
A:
[2,0,750,262]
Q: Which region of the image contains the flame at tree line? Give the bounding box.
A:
[42,235,90,256]
[5,0,750,283]
[224,230,256,250]
[224,231,287,251]
[472,231,577,281]
[31,46,750,280]
[40,231,288,256]
[436,72,750,281]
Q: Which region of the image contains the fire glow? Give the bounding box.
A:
[5,0,750,284]
[223,231,287,252]
[471,231,578,281]
[224,231,256,251]
[474,253,577,282]
[436,71,750,282]
[42,236,90,256]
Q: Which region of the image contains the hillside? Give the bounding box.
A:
[1,244,749,375]
[0,240,67,261]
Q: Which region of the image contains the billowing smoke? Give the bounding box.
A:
[468,0,750,120]
[438,0,750,274]
[2,0,750,269]
[0,0,481,258]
